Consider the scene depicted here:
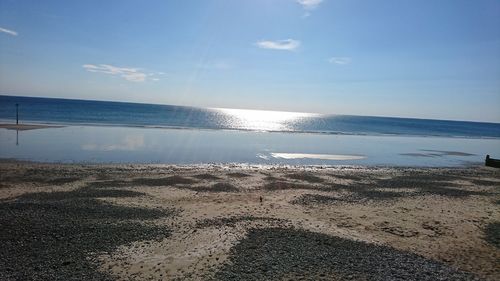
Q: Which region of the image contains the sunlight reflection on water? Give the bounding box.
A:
[214,108,317,131]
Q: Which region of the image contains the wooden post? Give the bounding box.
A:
[16,103,19,125]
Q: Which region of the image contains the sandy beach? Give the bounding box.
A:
[2,1,500,280]
[0,162,499,280]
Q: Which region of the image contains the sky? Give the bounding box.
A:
[0,0,499,122]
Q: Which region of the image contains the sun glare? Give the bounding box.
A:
[216,108,316,131]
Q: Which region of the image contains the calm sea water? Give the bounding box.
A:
[1,95,500,138]
[1,95,499,166]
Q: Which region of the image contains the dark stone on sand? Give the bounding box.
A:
[263,181,319,191]
[286,172,493,205]
[196,216,287,228]
[290,194,361,205]
[470,179,500,187]
[285,172,325,183]
[484,222,500,249]
[0,187,176,280]
[212,227,481,281]
[19,186,145,201]
[227,172,251,178]
[193,173,222,180]
[89,175,197,188]
[131,176,197,186]
[176,182,239,193]
[201,182,239,192]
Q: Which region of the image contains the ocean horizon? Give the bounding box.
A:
[1,95,500,139]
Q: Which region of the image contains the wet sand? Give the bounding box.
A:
[0,163,499,280]
[0,123,64,131]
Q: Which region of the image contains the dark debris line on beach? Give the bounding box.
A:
[0,187,176,281]
[211,227,482,281]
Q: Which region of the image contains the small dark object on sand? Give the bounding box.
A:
[260,196,263,203]
[485,155,500,168]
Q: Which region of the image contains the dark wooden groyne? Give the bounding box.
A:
[485,155,500,168]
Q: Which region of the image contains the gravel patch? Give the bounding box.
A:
[196,216,287,228]
[192,173,222,180]
[173,182,239,193]
[285,172,325,183]
[263,181,322,191]
[269,171,492,204]
[19,187,145,201]
[92,179,236,193]
[484,222,500,249]
[326,179,490,201]
[328,173,367,181]
[470,179,500,187]
[211,227,481,281]
[290,194,362,205]
[0,187,176,280]
[90,176,197,188]
[89,180,132,188]
[0,176,81,185]
[43,177,82,185]
[226,172,251,178]
[196,182,239,193]
[131,176,197,186]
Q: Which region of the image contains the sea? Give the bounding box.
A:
[1,95,499,166]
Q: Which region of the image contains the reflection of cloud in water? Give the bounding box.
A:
[271,153,366,161]
[420,150,475,156]
[82,135,144,151]
[401,150,475,158]
[400,153,436,158]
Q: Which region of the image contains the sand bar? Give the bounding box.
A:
[0,123,64,131]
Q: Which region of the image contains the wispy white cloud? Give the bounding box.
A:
[255,39,301,51]
[82,64,164,82]
[297,0,323,18]
[297,0,323,10]
[328,57,351,65]
[0,27,18,36]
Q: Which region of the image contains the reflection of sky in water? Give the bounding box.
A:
[1,126,499,166]
[215,108,317,131]
[82,135,144,151]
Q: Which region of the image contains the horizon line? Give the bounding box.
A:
[1,93,499,125]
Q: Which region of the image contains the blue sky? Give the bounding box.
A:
[0,0,499,122]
